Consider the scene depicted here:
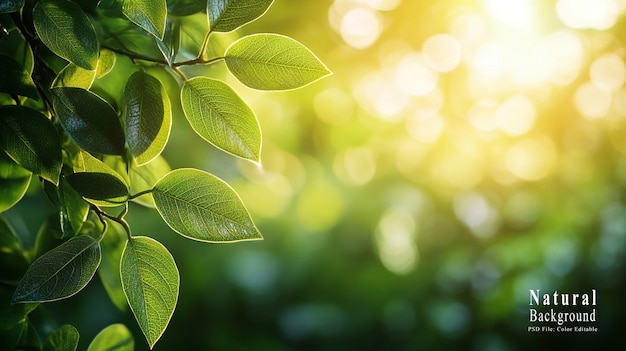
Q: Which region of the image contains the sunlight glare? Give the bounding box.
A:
[484,0,533,31]
[557,0,620,30]
[340,7,382,49]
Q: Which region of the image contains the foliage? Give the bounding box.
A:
[0,0,330,349]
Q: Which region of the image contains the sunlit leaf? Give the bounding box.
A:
[52,87,125,155]
[121,236,178,349]
[0,0,24,13]
[58,177,90,239]
[129,156,171,208]
[153,168,262,242]
[208,0,273,33]
[0,55,38,99]
[0,105,62,185]
[33,0,98,70]
[0,151,31,213]
[123,71,172,166]
[52,63,96,89]
[225,33,331,90]
[181,77,260,161]
[96,49,116,79]
[12,235,101,303]
[65,172,129,205]
[71,150,128,185]
[121,0,167,39]
[87,324,134,351]
[98,221,128,311]
[44,325,79,351]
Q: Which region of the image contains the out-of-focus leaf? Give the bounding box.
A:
[33,0,98,70]
[167,0,204,16]
[33,215,64,260]
[0,151,31,213]
[98,221,128,311]
[52,87,125,155]
[157,18,179,65]
[208,0,273,33]
[96,49,116,79]
[12,235,101,303]
[0,289,38,350]
[176,12,208,58]
[44,324,79,351]
[86,324,134,351]
[58,177,89,239]
[121,0,166,39]
[0,105,62,185]
[181,77,260,161]
[153,168,262,242]
[0,216,28,283]
[123,71,172,166]
[129,156,170,208]
[0,27,34,73]
[121,236,178,349]
[0,55,38,99]
[225,33,332,90]
[52,63,96,89]
[0,0,25,13]
[65,172,129,206]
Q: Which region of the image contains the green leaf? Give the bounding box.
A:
[87,324,134,351]
[0,151,31,213]
[208,0,273,33]
[176,12,209,58]
[12,235,101,303]
[123,71,172,166]
[52,87,125,155]
[225,33,331,90]
[0,289,39,350]
[33,0,98,70]
[65,172,129,205]
[121,236,178,349]
[129,156,170,208]
[167,0,205,16]
[98,221,128,311]
[0,105,62,185]
[44,325,79,351]
[153,168,262,242]
[0,55,38,99]
[96,50,116,79]
[181,77,260,161]
[58,177,90,238]
[0,27,34,74]
[33,215,64,260]
[156,18,179,65]
[52,63,96,89]
[0,216,29,283]
[0,0,24,13]
[71,150,128,185]
[121,0,167,39]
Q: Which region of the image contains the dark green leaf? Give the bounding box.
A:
[121,0,167,39]
[0,289,39,350]
[129,156,170,208]
[208,0,273,33]
[12,235,101,303]
[0,55,38,99]
[52,87,125,155]
[0,27,34,73]
[0,217,29,283]
[153,168,262,242]
[123,71,172,166]
[167,0,204,16]
[181,77,260,161]
[65,172,129,205]
[44,325,79,351]
[33,215,64,260]
[0,0,24,13]
[71,150,128,185]
[33,0,98,70]
[58,177,90,238]
[225,33,332,90]
[87,324,134,351]
[121,236,178,349]
[0,151,31,213]
[52,63,96,89]
[156,18,179,65]
[0,105,62,185]
[98,221,127,311]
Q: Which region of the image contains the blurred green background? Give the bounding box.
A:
[6,0,626,349]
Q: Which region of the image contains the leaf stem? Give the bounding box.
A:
[102,45,169,65]
[173,56,224,68]
[92,205,132,240]
[128,189,154,200]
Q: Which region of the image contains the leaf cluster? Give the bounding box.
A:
[0,0,330,349]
